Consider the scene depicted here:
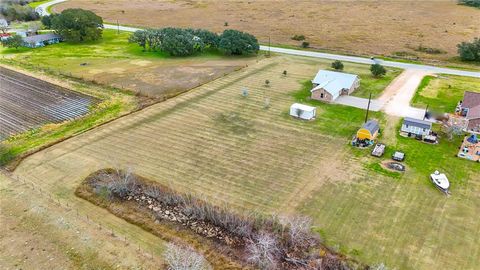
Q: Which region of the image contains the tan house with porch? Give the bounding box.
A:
[310,70,360,102]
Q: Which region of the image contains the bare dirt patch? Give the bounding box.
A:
[56,0,480,62]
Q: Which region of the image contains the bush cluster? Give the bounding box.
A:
[457,37,480,62]
[90,169,358,270]
[0,1,39,22]
[129,28,259,56]
[458,0,480,8]
[291,34,305,41]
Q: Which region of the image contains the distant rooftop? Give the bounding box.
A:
[23,33,61,44]
[403,117,432,130]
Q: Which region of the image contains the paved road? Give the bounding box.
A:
[38,0,480,78]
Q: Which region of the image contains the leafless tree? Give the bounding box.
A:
[280,215,318,249]
[246,232,281,270]
[164,243,211,270]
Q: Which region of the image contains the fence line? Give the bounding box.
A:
[2,171,161,269]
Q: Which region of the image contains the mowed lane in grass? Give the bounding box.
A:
[15,56,369,212]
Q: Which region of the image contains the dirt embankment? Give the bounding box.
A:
[78,169,365,270]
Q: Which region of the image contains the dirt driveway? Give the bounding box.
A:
[379,69,431,119]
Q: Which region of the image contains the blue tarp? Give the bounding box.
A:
[467,134,479,144]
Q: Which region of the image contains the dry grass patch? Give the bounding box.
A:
[56,0,480,63]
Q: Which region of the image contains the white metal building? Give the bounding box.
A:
[290,103,316,120]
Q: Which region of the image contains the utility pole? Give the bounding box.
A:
[268,35,271,57]
[365,92,372,123]
[117,19,120,34]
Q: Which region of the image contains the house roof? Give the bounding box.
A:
[23,33,61,44]
[462,91,480,108]
[290,103,315,112]
[361,120,380,134]
[311,70,359,100]
[403,117,432,130]
[462,91,480,120]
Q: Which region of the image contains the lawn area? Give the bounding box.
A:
[10,55,480,270]
[301,118,479,269]
[28,0,51,8]
[352,68,402,98]
[411,74,480,113]
[3,29,254,98]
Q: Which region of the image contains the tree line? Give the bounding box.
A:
[128,28,259,56]
[0,0,39,22]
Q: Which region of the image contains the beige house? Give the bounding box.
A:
[310,70,360,102]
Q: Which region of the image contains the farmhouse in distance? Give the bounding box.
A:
[310,70,360,102]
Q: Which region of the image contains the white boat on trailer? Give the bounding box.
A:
[430,170,450,194]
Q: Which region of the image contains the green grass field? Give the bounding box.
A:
[9,53,479,269]
[2,30,253,97]
[411,75,480,113]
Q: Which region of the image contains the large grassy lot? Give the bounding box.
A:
[4,30,254,98]
[411,75,480,113]
[11,54,479,269]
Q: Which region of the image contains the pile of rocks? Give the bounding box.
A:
[126,194,240,246]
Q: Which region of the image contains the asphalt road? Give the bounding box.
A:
[37,0,480,78]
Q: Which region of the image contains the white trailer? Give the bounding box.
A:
[290,103,316,120]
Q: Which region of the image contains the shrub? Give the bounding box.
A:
[0,3,39,22]
[1,34,23,50]
[218,29,259,55]
[291,34,305,41]
[458,0,480,8]
[457,37,480,61]
[331,60,344,70]
[415,46,446,54]
[301,41,309,48]
[370,63,387,77]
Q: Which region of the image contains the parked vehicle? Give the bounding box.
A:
[392,151,405,162]
[430,171,450,194]
[371,143,386,157]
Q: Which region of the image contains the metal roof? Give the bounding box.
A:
[290,103,316,112]
[23,33,61,44]
[403,117,432,130]
[362,120,380,134]
[311,70,359,100]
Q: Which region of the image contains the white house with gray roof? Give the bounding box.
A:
[23,33,61,48]
[401,117,432,137]
[310,70,360,102]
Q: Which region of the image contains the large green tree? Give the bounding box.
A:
[160,29,197,56]
[457,37,480,62]
[218,29,259,55]
[51,9,103,42]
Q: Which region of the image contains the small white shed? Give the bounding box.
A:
[290,103,316,120]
